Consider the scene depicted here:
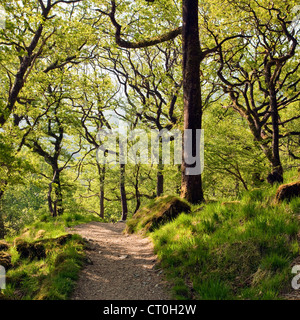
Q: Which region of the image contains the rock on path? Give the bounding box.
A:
[69,221,171,300]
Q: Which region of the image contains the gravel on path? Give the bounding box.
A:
[69,221,171,300]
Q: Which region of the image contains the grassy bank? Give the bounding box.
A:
[0,213,97,300]
[127,187,300,300]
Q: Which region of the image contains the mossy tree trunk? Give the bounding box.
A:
[48,168,63,218]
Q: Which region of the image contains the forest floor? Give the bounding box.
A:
[68,221,172,300]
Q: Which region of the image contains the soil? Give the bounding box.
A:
[69,221,172,300]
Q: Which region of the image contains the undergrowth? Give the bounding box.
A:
[126,178,300,300]
[150,192,300,300]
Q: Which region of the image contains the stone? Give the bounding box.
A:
[275,181,300,203]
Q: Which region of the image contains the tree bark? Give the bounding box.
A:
[120,163,128,221]
[264,61,284,184]
[133,165,141,214]
[269,86,283,182]
[54,168,63,216]
[157,162,164,197]
[104,0,182,49]
[97,163,105,219]
[0,186,7,239]
[180,0,204,204]
[48,168,63,217]
[48,177,55,217]
[157,137,164,197]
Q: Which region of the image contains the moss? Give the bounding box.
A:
[0,251,12,270]
[275,181,300,203]
[3,232,86,300]
[16,240,46,261]
[55,234,72,245]
[125,195,191,235]
[14,234,73,262]
[0,241,9,251]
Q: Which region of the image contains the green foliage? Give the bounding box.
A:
[1,178,46,236]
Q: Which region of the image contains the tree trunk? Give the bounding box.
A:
[0,182,7,239]
[48,168,63,217]
[264,61,283,184]
[157,142,164,196]
[269,86,283,183]
[54,169,63,215]
[120,163,128,221]
[0,200,5,240]
[97,163,105,219]
[180,0,204,204]
[176,164,181,195]
[134,188,141,214]
[0,217,5,240]
[48,180,55,217]
[134,165,141,214]
[157,163,164,197]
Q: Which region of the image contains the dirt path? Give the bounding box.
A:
[69,221,171,300]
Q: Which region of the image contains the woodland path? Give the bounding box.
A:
[69,221,171,300]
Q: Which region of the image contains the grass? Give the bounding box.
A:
[2,177,299,300]
[0,212,95,300]
[128,188,300,300]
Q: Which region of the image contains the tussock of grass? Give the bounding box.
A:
[131,189,300,300]
[125,195,191,235]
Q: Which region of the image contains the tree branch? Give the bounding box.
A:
[97,0,182,49]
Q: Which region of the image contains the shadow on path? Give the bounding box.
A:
[69,222,171,300]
